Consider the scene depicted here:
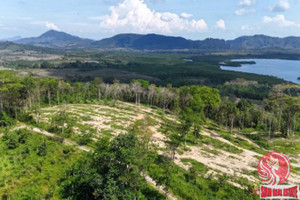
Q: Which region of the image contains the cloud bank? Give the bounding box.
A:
[97,0,208,34]
[272,0,290,12]
[263,14,299,27]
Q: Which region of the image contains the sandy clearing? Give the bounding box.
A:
[38,103,300,187]
[175,129,300,185]
[39,103,166,139]
[174,145,259,183]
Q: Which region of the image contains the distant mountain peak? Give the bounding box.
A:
[40,30,77,38]
[15,30,93,49]
[38,30,82,42]
[41,29,64,36]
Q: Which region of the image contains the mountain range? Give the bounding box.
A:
[8,30,300,51]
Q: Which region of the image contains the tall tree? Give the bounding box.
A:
[41,78,57,106]
[282,96,300,137]
[225,102,238,134]
[131,81,143,105]
[179,86,206,145]
[93,77,103,101]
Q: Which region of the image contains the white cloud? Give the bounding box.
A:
[235,8,256,15]
[272,0,290,12]
[180,13,193,19]
[263,14,300,27]
[238,0,256,7]
[216,19,226,30]
[45,22,60,31]
[98,0,208,34]
[30,21,60,31]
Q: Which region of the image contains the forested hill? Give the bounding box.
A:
[0,41,61,53]
[91,33,196,50]
[16,30,94,49]
[93,34,300,50]
[13,30,300,50]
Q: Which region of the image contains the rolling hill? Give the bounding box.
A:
[91,33,196,50]
[15,30,94,49]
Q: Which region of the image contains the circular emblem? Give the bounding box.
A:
[257,152,290,185]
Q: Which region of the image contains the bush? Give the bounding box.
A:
[6,138,18,149]
[62,146,74,154]
[36,141,47,156]
[0,112,16,127]
[2,129,31,149]
[18,113,34,123]
[76,134,92,146]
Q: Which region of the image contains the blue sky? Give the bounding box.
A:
[0,0,300,40]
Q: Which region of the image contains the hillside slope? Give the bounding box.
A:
[2,100,299,199]
[34,101,300,191]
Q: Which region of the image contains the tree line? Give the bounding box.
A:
[0,70,299,140]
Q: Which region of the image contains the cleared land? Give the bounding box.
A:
[35,101,300,188]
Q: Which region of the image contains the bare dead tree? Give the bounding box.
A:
[131,82,144,105]
[147,84,156,105]
[159,87,176,112]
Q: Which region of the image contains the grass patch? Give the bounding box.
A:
[180,158,210,175]
[100,129,114,137]
[111,124,126,131]
[0,129,81,199]
[198,135,243,154]
[149,155,259,200]
[202,147,220,155]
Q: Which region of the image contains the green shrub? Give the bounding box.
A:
[36,140,47,156]
[2,129,31,149]
[76,134,92,146]
[18,113,34,123]
[0,112,15,127]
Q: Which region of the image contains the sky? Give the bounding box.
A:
[1,0,300,40]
